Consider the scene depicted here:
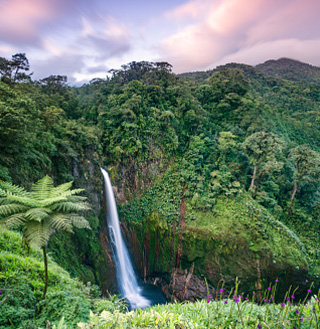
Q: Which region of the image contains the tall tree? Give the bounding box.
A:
[288,145,320,209]
[0,176,90,299]
[11,53,31,82]
[243,132,283,190]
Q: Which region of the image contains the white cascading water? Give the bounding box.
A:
[101,168,150,308]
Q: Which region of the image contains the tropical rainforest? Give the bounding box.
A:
[1,54,320,328]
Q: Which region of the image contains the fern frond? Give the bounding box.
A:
[0,180,29,197]
[65,196,87,203]
[7,195,42,208]
[41,190,86,207]
[23,220,53,248]
[61,189,85,198]
[51,201,90,213]
[4,213,26,229]
[49,214,73,233]
[69,215,91,229]
[31,175,53,200]
[40,196,68,207]
[25,208,51,222]
[0,203,29,217]
[0,190,7,197]
[49,181,73,198]
[0,198,11,205]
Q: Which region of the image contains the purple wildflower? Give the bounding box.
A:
[267,287,271,291]
[286,297,290,301]
[220,288,224,293]
[208,294,213,299]
[275,279,279,283]
[291,296,295,300]
[253,291,256,295]
[234,296,240,303]
[207,299,210,303]
[308,289,312,293]
[245,297,249,301]
[281,303,285,307]
[313,307,316,311]
[257,325,262,329]
[299,316,303,322]
[224,300,228,304]
[271,296,274,300]
[268,300,271,303]
[263,299,267,303]
[295,310,299,314]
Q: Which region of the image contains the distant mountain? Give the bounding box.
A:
[180,58,320,84]
[256,58,320,84]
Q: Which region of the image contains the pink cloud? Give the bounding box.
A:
[160,0,320,72]
[0,0,59,43]
[212,39,320,68]
[165,0,212,21]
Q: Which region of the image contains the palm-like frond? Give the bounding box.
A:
[25,208,51,222]
[40,189,86,207]
[50,201,90,213]
[0,175,91,249]
[4,212,27,229]
[0,180,29,197]
[64,195,87,203]
[31,175,53,200]
[23,220,53,248]
[69,215,91,229]
[49,181,73,198]
[0,203,29,217]
[7,195,42,208]
[40,196,68,207]
[49,214,74,233]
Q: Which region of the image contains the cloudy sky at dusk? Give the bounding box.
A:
[0,0,319,85]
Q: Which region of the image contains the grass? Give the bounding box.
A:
[81,280,320,329]
[0,228,94,328]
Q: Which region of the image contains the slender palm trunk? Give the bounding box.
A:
[249,165,257,190]
[42,246,48,300]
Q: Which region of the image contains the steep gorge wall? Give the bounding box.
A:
[121,210,313,302]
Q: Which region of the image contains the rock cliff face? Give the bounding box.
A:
[67,155,315,302]
[120,211,313,302]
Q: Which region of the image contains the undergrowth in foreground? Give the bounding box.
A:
[80,280,320,329]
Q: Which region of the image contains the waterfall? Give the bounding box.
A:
[101,168,150,308]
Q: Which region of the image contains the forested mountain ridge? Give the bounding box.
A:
[180,57,320,84]
[1,54,320,325]
[256,57,320,83]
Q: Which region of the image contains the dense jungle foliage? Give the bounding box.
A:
[1,54,320,327]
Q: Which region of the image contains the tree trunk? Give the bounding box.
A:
[289,181,298,212]
[42,246,48,300]
[249,165,257,190]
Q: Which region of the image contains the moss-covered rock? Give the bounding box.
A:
[122,194,314,300]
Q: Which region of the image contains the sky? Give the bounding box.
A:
[0,0,320,85]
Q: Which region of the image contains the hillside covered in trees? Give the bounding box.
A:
[1,54,320,327]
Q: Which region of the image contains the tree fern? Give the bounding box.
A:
[0,175,91,299]
[31,175,54,200]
